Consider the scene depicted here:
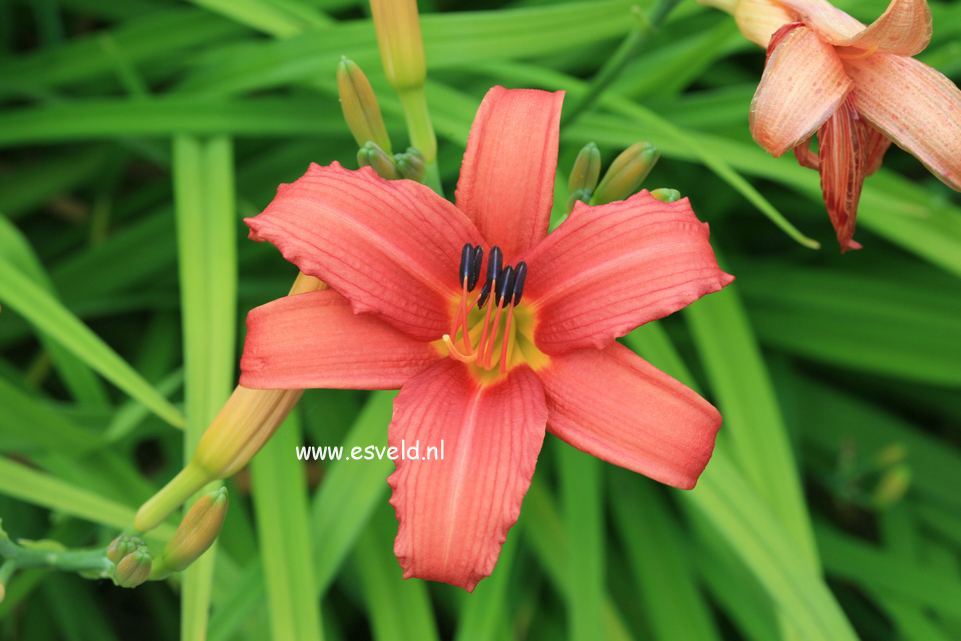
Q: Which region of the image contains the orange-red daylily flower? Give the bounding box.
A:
[239,87,733,591]
[711,0,961,251]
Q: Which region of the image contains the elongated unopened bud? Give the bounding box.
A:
[369,0,426,92]
[337,57,392,154]
[114,546,152,588]
[568,142,602,194]
[151,488,228,579]
[592,142,659,205]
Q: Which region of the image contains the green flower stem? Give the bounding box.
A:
[0,540,111,576]
[397,87,443,196]
[132,462,211,534]
[561,0,682,128]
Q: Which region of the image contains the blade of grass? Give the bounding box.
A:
[352,503,439,641]
[609,472,721,641]
[250,412,323,641]
[173,134,237,641]
[0,254,184,427]
[558,442,605,641]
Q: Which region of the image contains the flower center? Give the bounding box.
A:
[440,243,543,378]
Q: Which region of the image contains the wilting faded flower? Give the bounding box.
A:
[240,87,733,590]
[703,0,961,251]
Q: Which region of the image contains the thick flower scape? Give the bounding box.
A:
[708,0,961,251]
[240,87,734,591]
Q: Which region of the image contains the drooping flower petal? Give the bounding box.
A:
[246,162,484,341]
[782,0,931,55]
[454,86,564,264]
[817,97,866,252]
[239,289,443,390]
[776,0,865,40]
[540,343,720,490]
[733,0,795,47]
[521,192,734,355]
[846,53,961,191]
[862,124,893,176]
[388,360,547,591]
[750,26,852,156]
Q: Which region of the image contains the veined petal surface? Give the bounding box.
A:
[240,290,443,389]
[750,26,852,156]
[734,0,794,47]
[540,343,721,489]
[455,86,564,264]
[522,192,733,355]
[817,98,866,252]
[782,0,930,55]
[388,361,547,591]
[246,162,484,341]
[847,54,961,191]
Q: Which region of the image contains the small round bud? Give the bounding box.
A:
[650,188,682,203]
[357,142,399,180]
[106,535,145,564]
[114,546,152,588]
[568,142,601,194]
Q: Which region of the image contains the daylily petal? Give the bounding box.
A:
[733,0,795,47]
[750,26,852,157]
[388,360,547,591]
[522,192,734,355]
[454,86,564,264]
[863,124,892,176]
[846,53,961,191]
[540,343,720,489]
[782,0,931,55]
[793,136,820,170]
[776,0,865,40]
[246,162,485,341]
[817,97,866,252]
[240,289,442,389]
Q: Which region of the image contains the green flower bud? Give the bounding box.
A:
[106,535,144,564]
[394,147,426,182]
[650,188,682,203]
[152,488,228,579]
[337,57,392,154]
[358,142,399,180]
[872,465,912,508]
[565,188,593,215]
[568,142,601,194]
[592,142,660,205]
[370,0,426,91]
[114,546,151,588]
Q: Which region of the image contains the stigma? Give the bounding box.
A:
[443,243,528,374]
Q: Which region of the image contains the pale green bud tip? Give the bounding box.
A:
[568,142,601,194]
[565,188,592,215]
[873,465,912,508]
[358,142,400,180]
[161,488,229,573]
[106,535,145,564]
[593,142,660,205]
[115,546,152,588]
[394,147,426,182]
[370,0,426,91]
[650,188,682,203]
[337,57,392,154]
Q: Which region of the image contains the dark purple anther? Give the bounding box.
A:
[469,245,484,291]
[494,265,516,308]
[511,262,527,306]
[476,280,492,309]
[486,246,503,288]
[459,243,473,288]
